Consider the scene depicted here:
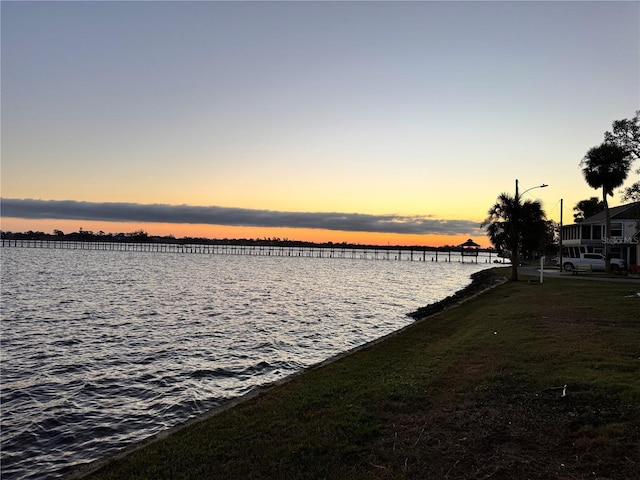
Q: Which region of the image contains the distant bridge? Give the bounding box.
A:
[1,239,499,263]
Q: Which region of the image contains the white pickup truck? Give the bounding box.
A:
[561,253,625,272]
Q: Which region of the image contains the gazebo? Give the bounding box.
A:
[459,238,480,263]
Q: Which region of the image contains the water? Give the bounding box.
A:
[1,247,493,479]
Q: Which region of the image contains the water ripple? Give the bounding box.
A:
[1,247,493,479]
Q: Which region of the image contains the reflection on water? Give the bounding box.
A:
[0,247,493,479]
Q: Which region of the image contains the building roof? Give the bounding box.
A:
[582,201,640,224]
[459,238,480,248]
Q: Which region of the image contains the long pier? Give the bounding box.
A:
[1,239,497,263]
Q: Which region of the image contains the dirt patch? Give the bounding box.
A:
[369,382,640,479]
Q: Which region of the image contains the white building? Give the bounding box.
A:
[561,201,640,271]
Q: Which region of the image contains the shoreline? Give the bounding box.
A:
[407,268,507,320]
[69,268,640,479]
[65,268,507,479]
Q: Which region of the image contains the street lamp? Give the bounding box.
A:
[516,179,548,199]
[511,179,548,281]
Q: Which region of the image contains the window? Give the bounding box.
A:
[610,223,623,237]
[592,225,602,239]
[581,225,591,239]
[563,246,580,258]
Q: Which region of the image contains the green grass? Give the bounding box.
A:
[78,270,640,479]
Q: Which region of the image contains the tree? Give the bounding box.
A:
[523,219,556,258]
[621,183,640,202]
[580,142,633,273]
[605,110,639,158]
[604,111,639,202]
[482,192,547,281]
[573,197,605,223]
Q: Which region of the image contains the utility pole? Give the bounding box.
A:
[511,179,548,281]
[559,198,563,272]
[512,179,520,281]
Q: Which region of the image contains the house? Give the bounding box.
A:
[561,201,640,270]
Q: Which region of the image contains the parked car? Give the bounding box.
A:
[560,253,625,272]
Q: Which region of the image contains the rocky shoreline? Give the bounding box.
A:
[407,267,507,320]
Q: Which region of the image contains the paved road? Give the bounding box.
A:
[517,265,640,283]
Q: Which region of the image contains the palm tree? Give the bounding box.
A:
[580,142,632,273]
[482,193,547,281]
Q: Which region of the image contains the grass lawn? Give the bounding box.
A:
[76,269,640,479]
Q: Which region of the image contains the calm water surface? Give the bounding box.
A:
[1,247,493,479]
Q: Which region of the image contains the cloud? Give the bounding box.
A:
[1,198,483,236]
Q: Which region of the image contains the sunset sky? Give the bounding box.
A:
[2,1,638,248]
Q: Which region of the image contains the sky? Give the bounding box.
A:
[1,1,639,248]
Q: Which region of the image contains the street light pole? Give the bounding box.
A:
[512,179,548,281]
[512,179,520,281]
[559,198,563,272]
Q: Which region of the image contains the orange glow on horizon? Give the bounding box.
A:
[0,218,492,249]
